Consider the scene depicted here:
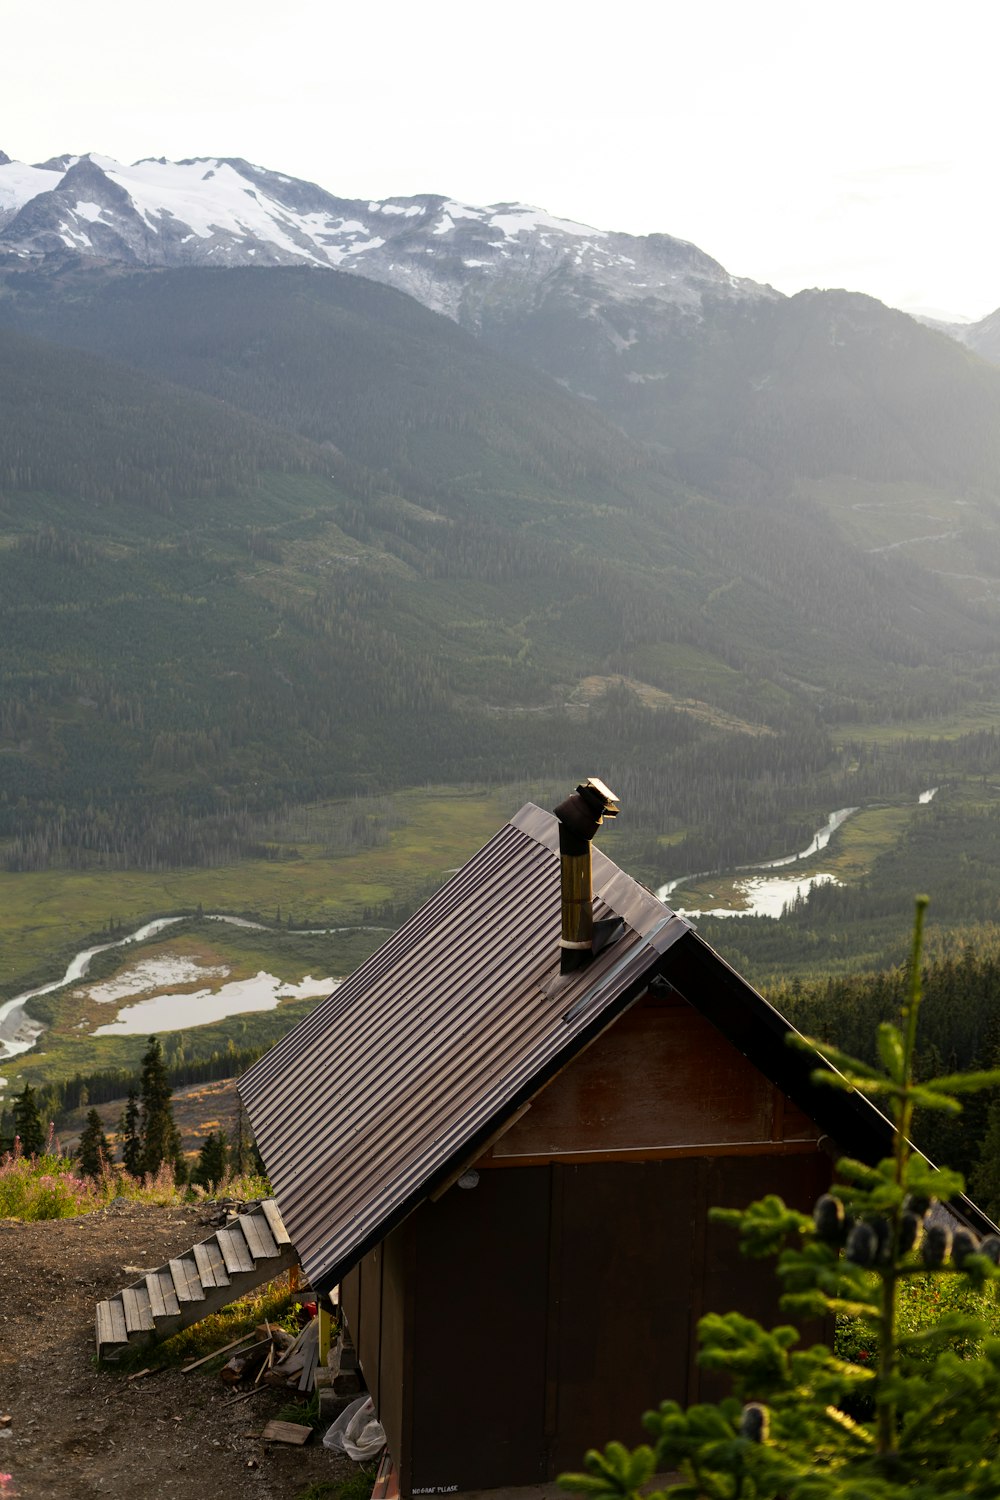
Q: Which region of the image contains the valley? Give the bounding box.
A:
[3,152,1000,1151]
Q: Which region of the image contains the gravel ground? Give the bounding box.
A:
[0,1202,356,1500]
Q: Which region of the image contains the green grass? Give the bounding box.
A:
[833,703,1000,745]
[0,785,528,1100]
[296,1472,378,1500]
[0,785,519,1002]
[116,1279,298,1372]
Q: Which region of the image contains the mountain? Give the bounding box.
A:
[0,150,773,320]
[953,306,1000,367]
[6,154,1000,884]
[3,269,995,883]
[7,152,1000,502]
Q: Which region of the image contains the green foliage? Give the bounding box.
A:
[138,1036,183,1177]
[193,1129,230,1191]
[77,1106,111,1178]
[560,899,1000,1498]
[12,1085,45,1158]
[117,1089,142,1175]
[0,1145,267,1221]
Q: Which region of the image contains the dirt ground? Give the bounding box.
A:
[0,1201,357,1500]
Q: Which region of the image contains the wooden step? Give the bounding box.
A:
[193,1238,230,1289]
[96,1298,128,1349]
[169,1257,205,1304]
[216,1225,255,1276]
[121,1283,154,1337]
[96,1199,299,1360]
[238,1212,279,1260]
[260,1199,291,1246]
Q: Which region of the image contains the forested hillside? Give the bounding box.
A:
[3,262,1000,907]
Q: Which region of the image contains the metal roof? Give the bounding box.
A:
[239,800,997,1292]
[237,802,689,1294]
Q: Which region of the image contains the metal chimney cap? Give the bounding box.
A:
[577,777,619,818]
[553,778,621,845]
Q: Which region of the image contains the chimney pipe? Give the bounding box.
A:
[553,777,620,974]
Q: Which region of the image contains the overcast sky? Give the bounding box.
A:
[5,0,997,320]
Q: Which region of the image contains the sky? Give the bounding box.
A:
[4,0,998,320]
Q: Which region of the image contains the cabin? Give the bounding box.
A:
[238,781,991,1497]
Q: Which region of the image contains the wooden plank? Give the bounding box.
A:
[109,1297,128,1344]
[169,1257,205,1303]
[262,1420,313,1445]
[96,1300,126,1353]
[260,1198,292,1246]
[238,1212,278,1259]
[297,1338,318,1393]
[121,1284,154,1334]
[180,1333,263,1374]
[492,998,773,1158]
[216,1226,255,1276]
[480,1138,826,1168]
[157,1270,180,1317]
[145,1273,168,1319]
[194,1239,230,1288]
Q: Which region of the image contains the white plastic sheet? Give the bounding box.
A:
[323,1394,386,1461]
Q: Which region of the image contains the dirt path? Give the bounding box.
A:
[0,1202,355,1500]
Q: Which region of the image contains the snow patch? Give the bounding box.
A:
[0,159,66,215]
[486,204,605,240]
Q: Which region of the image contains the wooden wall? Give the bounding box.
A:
[488,990,821,1165]
[344,1148,830,1494]
[341,988,832,1494]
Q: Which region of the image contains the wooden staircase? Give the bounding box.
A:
[96,1199,298,1359]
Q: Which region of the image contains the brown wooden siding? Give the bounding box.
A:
[489,994,820,1165]
[379,1224,413,1490]
[342,1147,831,1495]
[409,1166,551,1492]
[358,1244,383,1402]
[546,1159,699,1472]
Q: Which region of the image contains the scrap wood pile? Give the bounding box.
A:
[179,1307,375,1449]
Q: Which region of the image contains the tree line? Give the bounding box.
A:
[3,1035,259,1191]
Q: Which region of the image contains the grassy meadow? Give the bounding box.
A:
[0,784,534,1101]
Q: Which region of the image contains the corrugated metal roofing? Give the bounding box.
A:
[237,802,689,1294]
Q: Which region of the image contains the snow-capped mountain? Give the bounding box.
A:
[0,150,774,333]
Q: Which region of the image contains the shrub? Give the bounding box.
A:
[0,1138,269,1221]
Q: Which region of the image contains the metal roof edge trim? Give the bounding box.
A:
[306,950,669,1297]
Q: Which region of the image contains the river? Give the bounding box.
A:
[656,790,938,919]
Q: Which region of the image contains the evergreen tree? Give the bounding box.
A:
[232,1101,250,1176]
[77,1107,111,1178]
[970,1089,1000,1224]
[193,1130,230,1191]
[560,899,1000,1500]
[117,1087,143,1177]
[13,1084,45,1157]
[138,1036,183,1176]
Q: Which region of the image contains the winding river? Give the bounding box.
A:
[0,915,387,1065]
[656,790,938,919]
[0,791,942,1069]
